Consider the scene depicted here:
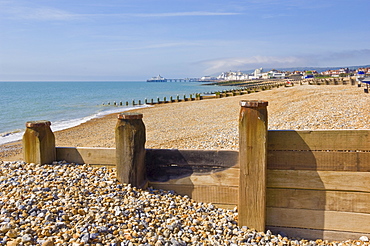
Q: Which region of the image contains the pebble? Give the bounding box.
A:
[361,236,370,242]
[142,84,370,151]
[0,160,369,245]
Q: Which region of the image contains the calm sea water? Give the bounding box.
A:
[0,81,239,145]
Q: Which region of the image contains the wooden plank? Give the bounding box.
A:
[268,130,370,151]
[268,151,370,171]
[267,226,370,241]
[146,149,239,182]
[56,147,115,165]
[146,149,239,169]
[267,170,370,192]
[239,100,268,231]
[116,113,147,188]
[149,167,239,186]
[267,207,370,234]
[267,188,370,213]
[148,184,238,205]
[23,121,55,165]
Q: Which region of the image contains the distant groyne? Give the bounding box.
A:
[102,77,357,107]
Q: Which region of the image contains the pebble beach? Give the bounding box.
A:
[2,84,370,159]
[46,84,370,149]
[1,159,369,246]
[1,84,370,245]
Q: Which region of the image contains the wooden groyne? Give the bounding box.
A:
[102,77,360,107]
[305,77,356,86]
[22,97,370,241]
[103,80,286,107]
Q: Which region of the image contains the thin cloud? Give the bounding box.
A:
[142,41,202,49]
[2,3,240,21]
[261,13,291,19]
[2,6,80,21]
[22,7,79,21]
[81,11,240,19]
[95,41,202,53]
[133,11,240,17]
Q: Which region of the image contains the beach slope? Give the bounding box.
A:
[1,84,370,160]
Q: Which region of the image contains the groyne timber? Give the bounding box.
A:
[104,77,358,107]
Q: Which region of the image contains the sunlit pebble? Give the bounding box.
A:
[0,160,369,245]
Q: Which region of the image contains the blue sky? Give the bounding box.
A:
[1,0,369,81]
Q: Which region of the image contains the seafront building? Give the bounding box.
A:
[216,71,250,80]
[213,67,370,81]
[213,68,286,81]
[148,66,370,82]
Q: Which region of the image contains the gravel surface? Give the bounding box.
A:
[1,160,369,246]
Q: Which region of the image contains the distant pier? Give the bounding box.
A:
[166,78,200,82]
[147,75,200,82]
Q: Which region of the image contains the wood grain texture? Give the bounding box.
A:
[238,101,268,231]
[267,226,370,241]
[267,151,370,171]
[267,170,370,192]
[115,116,146,188]
[267,207,370,233]
[148,184,238,205]
[56,147,115,165]
[23,122,56,164]
[268,130,370,151]
[267,188,370,213]
[149,167,239,186]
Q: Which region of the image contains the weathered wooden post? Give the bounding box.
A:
[115,113,147,188]
[239,100,268,232]
[23,120,56,164]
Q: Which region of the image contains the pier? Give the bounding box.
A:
[165,78,200,82]
[147,75,201,82]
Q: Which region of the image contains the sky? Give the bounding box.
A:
[0,0,370,81]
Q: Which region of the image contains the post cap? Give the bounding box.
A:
[25,120,51,128]
[240,100,268,108]
[118,112,143,120]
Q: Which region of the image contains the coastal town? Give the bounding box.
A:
[148,66,370,82]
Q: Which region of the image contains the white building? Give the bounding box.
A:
[213,68,285,81]
[261,70,286,79]
[200,76,218,81]
[217,71,249,81]
[249,68,263,79]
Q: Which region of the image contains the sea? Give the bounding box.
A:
[0,81,240,145]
